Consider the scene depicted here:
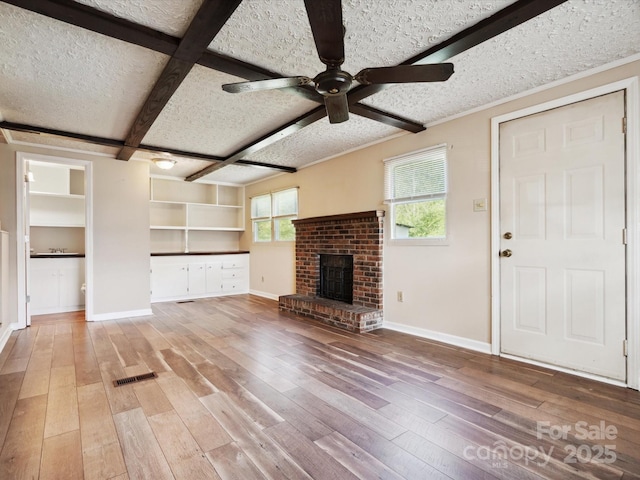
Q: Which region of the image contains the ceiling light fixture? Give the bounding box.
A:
[152,158,177,170]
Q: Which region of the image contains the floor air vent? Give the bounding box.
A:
[176,300,195,304]
[113,371,158,387]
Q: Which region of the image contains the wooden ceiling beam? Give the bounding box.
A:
[8,0,424,134]
[186,106,326,181]
[116,0,243,161]
[0,121,294,172]
[0,120,125,148]
[347,0,570,104]
[186,0,567,181]
[7,0,568,180]
[2,0,180,55]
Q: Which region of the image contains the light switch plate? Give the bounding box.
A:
[473,198,487,212]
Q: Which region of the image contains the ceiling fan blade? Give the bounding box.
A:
[324,94,349,124]
[304,0,344,67]
[354,63,454,85]
[222,76,311,93]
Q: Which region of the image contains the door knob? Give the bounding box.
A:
[503,232,513,239]
[499,249,512,258]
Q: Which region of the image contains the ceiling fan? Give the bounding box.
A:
[222,0,454,124]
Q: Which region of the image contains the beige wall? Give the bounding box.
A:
[243,59,640,345]
[0,143,151,322]
[0,145,18,334]
[92,158,150,316]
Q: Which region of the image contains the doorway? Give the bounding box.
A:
[490,78,640,389]
[16,153,93,327]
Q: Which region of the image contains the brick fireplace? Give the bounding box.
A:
[279,210,384,332]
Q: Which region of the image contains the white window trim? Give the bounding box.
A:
[384,144,450,246]
[250,188,298,243]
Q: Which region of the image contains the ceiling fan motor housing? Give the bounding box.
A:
[314,69,352,96]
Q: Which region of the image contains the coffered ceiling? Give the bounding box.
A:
[0,0,638,185]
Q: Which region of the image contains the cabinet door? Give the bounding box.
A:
[59,264,84,308]
[151,264,189,299]
[205,262,223,294]
[188,263,206,295]
[30,267,60,311]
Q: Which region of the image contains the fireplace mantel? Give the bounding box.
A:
[292,210,384,226]
[279,210,384,332]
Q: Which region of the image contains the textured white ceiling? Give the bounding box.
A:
[362,0,640,124]
[210,0,516,79]
[142,64,319,157]
[0,0,638,186]
[75,0,205,37]
[0,2,168,139]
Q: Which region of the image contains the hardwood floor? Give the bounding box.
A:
[0,294,639,479]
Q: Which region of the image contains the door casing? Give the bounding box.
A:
[15,152,94,327]
[490,77,640,390]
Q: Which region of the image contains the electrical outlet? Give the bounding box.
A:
[397,291,404,302]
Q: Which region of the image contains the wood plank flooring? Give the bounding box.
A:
[1,294,639,479]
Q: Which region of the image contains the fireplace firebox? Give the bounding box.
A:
[319,254,353,304]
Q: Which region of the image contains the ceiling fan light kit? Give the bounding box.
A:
[221,0,455,124]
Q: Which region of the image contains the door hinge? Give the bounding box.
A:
[26,295,30,303]
[622,228,628,245]
[623,339,628,357]
[622,117,627,134]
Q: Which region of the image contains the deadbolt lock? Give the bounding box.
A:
[503,232,513,240]
[499,249,513,258]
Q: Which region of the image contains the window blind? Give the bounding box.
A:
[273,188,298,217]
[251,194,271,218]
[384,144,447,203]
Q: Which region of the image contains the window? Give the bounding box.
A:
[251,188,298,242]
[384,144,448,241]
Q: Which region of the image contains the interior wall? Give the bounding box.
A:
[0,145,18,336]
[92,158,150,317]
[0,143,151,324]
[243,59,640,346]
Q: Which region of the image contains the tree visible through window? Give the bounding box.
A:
[251,188,298,242]
[384,145,448,240]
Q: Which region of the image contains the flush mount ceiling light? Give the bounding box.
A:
[152,157,177,170]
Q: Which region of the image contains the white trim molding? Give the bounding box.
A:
[491,76,640,390]
[249,289,280,301]
[15,152,94,328]
[88,308,153,322]
[383,321,491,355]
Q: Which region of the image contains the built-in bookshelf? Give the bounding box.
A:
[150,178,245,253]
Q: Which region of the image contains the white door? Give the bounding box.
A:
[499,91,626,381]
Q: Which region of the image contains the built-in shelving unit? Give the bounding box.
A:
[28,162,86,258]
[150,178,245,253]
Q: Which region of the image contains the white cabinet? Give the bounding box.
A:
[150,254,249,302]
[188,263,207,296]
[150,264,189,299]
[150,178,245,254]
[30,257,85,315]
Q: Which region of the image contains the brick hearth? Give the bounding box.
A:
[279,210,384,332]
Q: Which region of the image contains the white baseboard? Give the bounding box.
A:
[383,321,492,355]
[249,289,280,301]
[0,324,15,354]
[88,308,153,322]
